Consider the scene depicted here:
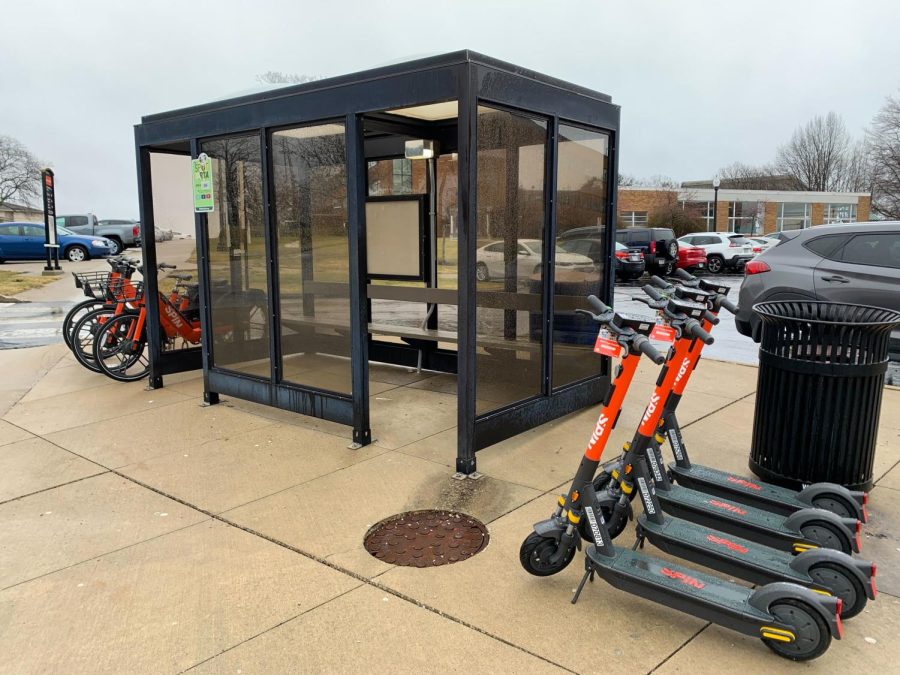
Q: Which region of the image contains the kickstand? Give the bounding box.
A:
[571,564,595,605]
[631,535,645,551]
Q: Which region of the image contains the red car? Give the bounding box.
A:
[677,244,707,272]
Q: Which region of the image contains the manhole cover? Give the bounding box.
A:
[364,510,489,568]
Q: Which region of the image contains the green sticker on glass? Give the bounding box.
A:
[192,153,214,212]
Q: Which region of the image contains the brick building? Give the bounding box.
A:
[618,186,871,235]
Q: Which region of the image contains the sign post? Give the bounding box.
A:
[192,153,214,213]
[41,168,63,274]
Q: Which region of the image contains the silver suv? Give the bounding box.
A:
[736,222,900,348]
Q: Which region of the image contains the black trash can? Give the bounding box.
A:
[750,301,900,491]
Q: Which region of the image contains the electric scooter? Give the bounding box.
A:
[603,288,863,558]
[652,270,868,523]
[520,296,843,661]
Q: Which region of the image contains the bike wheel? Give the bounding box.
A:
[71,307,116,373]
[63,299,107,349]
[93,314,149,382]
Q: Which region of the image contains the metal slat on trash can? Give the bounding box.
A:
[750,301,900,491]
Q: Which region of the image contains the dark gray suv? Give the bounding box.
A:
[736,222,900,348]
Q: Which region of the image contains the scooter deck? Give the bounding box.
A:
[657,485,810,552]
[638,516,811,587]
[669,462,812,517]
[584,546,773,633]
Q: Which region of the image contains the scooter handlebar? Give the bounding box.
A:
[587,294,610,314]
[685,319,715,345]
[648,275,671,290]
[642,284,664,302]
[702,309,721,325]
[674,268,695,282]
[719,297,738,314]
[634,335,666,365]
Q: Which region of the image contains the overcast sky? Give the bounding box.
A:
[3,0,899,218]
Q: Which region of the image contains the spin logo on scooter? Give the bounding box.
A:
[673,356,691,387]
[660,567,706,589]
[641,392,661,427]
[589,413,610,447]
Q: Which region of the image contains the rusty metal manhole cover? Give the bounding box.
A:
[364,510,489,567]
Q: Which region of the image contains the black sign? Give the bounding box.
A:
[41,168,60,270]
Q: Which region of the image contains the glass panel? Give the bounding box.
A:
[824,203,857,224]
[553,124,609,390]
[841,233,900,269]
[201,134,270,377]
[475,106,546,414]
[270,123,351,393]
[367,159,425,197]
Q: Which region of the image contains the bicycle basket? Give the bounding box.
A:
[72,271,111,300]
[108,277,144,303]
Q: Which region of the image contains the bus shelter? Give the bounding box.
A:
[134,51,620,474]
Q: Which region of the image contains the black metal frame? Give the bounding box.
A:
[134,51,620,473]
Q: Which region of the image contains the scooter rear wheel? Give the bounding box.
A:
[811,494,856,520]
[800,520,853,555]
[808,562,866,619]
[519,532,575,576]
[762,598,831,661]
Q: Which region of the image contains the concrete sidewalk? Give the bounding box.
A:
[1,346,899,673]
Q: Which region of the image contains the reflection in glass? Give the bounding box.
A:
[201,135,270,376]
[553,124,609,389]
[475,106,547,414]
[271,123,352,393]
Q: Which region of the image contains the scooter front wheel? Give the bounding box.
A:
[762,598,831,661]
[519,532,575,576]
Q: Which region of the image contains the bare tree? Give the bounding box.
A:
[0,136,42,207]
[868,93,900,219]
[256,71,319,85]
[775,112,852,191]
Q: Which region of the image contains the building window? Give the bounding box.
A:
[392,158,412,194]
[619,211,648,227]
[728,201,760,234]
[824,203,857,224]
[698,201,714,231]
[777,202,811,231]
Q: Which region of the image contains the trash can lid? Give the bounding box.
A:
[753,301,900,330]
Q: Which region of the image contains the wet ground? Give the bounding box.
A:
[0,301,74,350]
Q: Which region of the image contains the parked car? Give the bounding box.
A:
[613,242,645,280]
[735,222,900,348]
[678,231,755,274]
[676,244,707,272]
[750,236,779,253]
[0,222,113,263]
[613,227,679,275]
[475,239,594,281]
[57,215,141,255]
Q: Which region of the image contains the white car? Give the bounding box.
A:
[475,238,594,281]
[677,232,756,274]
[751,236,782,252]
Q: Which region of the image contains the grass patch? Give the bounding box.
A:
[0,270,61,297]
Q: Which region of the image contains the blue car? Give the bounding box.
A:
[0,221,113,263]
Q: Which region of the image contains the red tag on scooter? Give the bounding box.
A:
[650,325,676,342]
[594,336,622,357]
